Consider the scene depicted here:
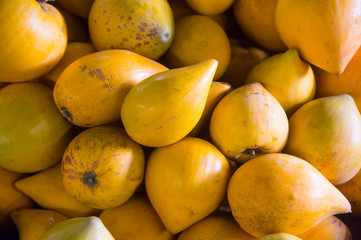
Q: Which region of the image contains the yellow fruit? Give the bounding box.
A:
[185,0,235,15]
[165,15,231,80]
[227,153,351,237]
[10,209,67,240]
[14,164,100,218]
[44,42,96,87]
[39,216,114,240]
[0,83,73,173]
[298,216,352,240]
[62,126,145,209]
[57,0,94,19]
[121,59,217,147]
[210,82,289,163]
[284,95,361,185]
[233,0,287,52]
[188,81,232,137]
[0,0,67,82]
[245,48,316,116]
[145,137,231,234]
[89,0,174,60]
[256,233,302,240]
[168,0,196,20]
[53,49,168,127]
[177,212,255,240]
[99,194,174,240]
[336,169,361,217]
[0,167,34,232]
[275,0,361,75]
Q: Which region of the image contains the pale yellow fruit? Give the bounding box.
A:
[256,233,302,240]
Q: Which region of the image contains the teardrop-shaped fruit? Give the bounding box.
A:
[0,83,73,173]
[188,81,232,137]
[0,167,34,232]
[44,42,96,87]
[14,164,100,218]
[39,216,114,240]
[10,209,67,240]
[89,0,174,60]
[227,153,351,237]
[275,0,361,75]
[99,194,174,240]
[178,212,255,240]
[121,59,217,147]
[62,126,145,209]
[284,94,361,185]
[298,216,352,240]
[233,0,287,52]
[210,82,289,163]
[145,137,231,234]
[53,49,168,127]
[256,233,302,240]
[165,15,230,80]
[246,48,316,116]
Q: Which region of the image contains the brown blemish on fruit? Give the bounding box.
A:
[136,36,142,40]
[64,155,73,165]
[88,68,106,81]
[107,28,110,32]
[81,65,87,72]
[60,106,73,122]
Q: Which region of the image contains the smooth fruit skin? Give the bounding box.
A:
[57,0,94,18]
[10,209,67,240]
[227,153,351,237]
[14,164,100,218]
[275,0,361,75]
[62,126,145,209]
[0,0,67,82]
[246,48,316,116]
[233,0,287,52]
[145,137,231,234]
[284,95,361,185]
[210,82,289,163]
[165,15,231,80]
[298,216,352,240]
[185,0,234,15]
[121,59,217,147]
[89,0,174,60]
[53,49,168,127]
[39,216,115,240]
[0,83,73,173]
[99,194,174,240]
[256,233,302,240]
[178,212,255,240]
[0,167,34,232]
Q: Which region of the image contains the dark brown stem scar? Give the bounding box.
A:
[60,106,73,122]
[81,171,98,188]
[242,148,262,156]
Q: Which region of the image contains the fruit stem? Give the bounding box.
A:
[242,148,261,156]
[81,171,98,188]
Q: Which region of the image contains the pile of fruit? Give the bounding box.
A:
[1,0,361,239]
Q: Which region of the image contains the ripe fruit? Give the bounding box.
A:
[185,0,234,15]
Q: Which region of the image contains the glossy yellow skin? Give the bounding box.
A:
[0,83,73,173]
[256,233,302,240]
[275,0,361,75]
[188,81,232,136]
[227,153,351,237]
[99,194,174,240]
[57,0,94,18]
[284,95,361,185]
[57,7,89,42]
[14,164,100,218]
[0,168,34,232]
[165,15,231,80]
[62,126,145,209]
[145,137,231,234]
[10,209,67,240]
[178,212,255,240]
[234,0,287,52]
[185,0,234,15]
[121,59,217,147]
[210,82,289,163]
[89,0,174,60]
[336,169,361,217]
[246,48,316,116]
[222,42,269,88]
[53,49,168,127]
[298,216,352,240]
[0,0,67,82]
[39,217,114,240]
[44,42,96,87]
